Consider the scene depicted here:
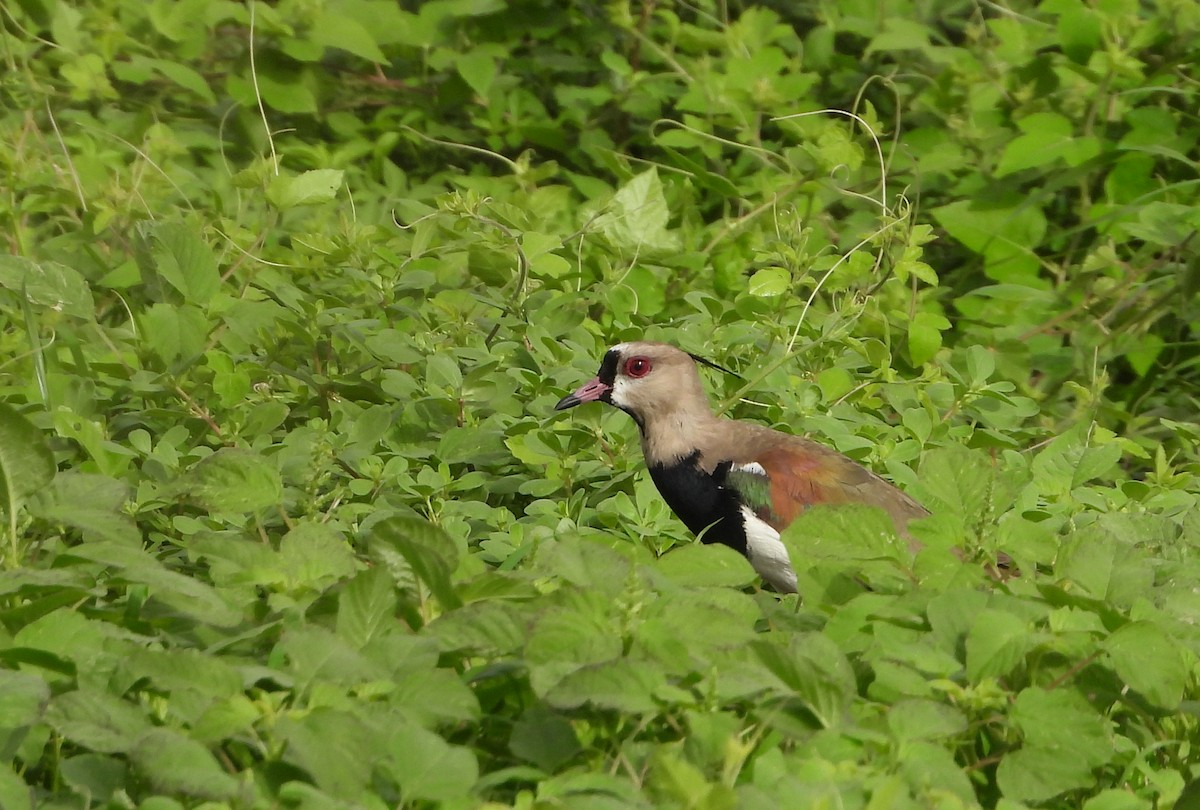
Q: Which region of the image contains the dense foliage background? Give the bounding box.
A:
[2,0,1200,807]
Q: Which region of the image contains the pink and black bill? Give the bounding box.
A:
[554,348,621,410]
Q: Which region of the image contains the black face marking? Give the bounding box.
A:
[648,451,748,556]
[597,349,621,386]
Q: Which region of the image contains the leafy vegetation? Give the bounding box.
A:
[2,0,1199,807]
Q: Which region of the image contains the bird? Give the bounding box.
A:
[554,340,931,593]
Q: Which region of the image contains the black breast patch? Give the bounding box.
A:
[647,451,748,555]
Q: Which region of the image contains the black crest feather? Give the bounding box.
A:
[687,352,742,380]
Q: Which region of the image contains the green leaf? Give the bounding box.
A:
[1103,621,1188,709]
[753,634,855,728]
[142,57,216,103]
[544,658,664,714]
[998,687,1112,801]
[782,503,909,564]
[998,746,1093,803]
[130,728,239,800]
[139,221,220,305]
[336,567,399,648]
[908,310,950,365]
[387,722,479,803]
[933,197,1047,282]
[0,257,94,319]
[46,690,152,754]
[59,753,127,804]
[279,521,359,590]
[995,113,1074,177]
[0,765,30,810]
[267,169,344,209]
[595,168,680,252]
[61,541,242,627]
[0,403,55,530]
[656,543,757,589]
[1055,0,1102,64]
[456,50,497,98]
[526,595,623,697]
[747,267,789,296]
[887,699,967,743]
[177,448,282,513]
[369,516,463,610]
[965,609,1029,681]
[277,709,377,799]
[311,13,387,62]
[0,670,50,751]
[141,302,210,364]
[509,705,582,771]
[29,472,138,544]
[1031,427,1122,497]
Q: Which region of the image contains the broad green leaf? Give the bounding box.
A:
[0,403,55,530]
[141,302,210,364]
[782,503,909,563]
[0,765,30,810]
[887,699,967,743]
[1011,687,1111,767]
[387,722,479,803]
[747,268,789,296]
[277,626,386,686]
[997,745,1094,803]
[907,310,949,365]
[656,542,756,588]
[0,670,50,739]
[391,667,481,726]
[63,541,242,627]
[1055,0,1102,64]
[911,444,994,544]
[46,690,152,754]
[456,50,497,98]
[995,113,1074,177]
[0,257,94,319]
[595,168,680,252]
[119,648,243,700]
[279,521,359,590]
[130,728,239,800]
[933,197,1047,282]
[544,658,664,714]
[369,516,462,610]
[423,601,527,655]
[1103,622,1188,709]
[59,754,127,804]
[526,596,623,697]
[267,169,344,209]
[336,567,399,647]
[753,634,855,728]
[998,687,1112,801]
[12,608,111,676]
[1082,790,1152,810]
[509,705,582,771]
[177,448,282,513]
[965,609,1029,681]
[29,472,138,544]
[138,222,220,305]
[149,57,215,102]
[311,12,387,63]
[1031,427,1122,497]
[277,710,378,799]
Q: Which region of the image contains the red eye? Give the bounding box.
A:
[624,356,652,378]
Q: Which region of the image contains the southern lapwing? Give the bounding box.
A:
[554,341,932,593]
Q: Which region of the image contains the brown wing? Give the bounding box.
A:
[755,439,929,546]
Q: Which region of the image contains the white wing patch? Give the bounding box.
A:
[740,506,797,593]
[730,461,767,477]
